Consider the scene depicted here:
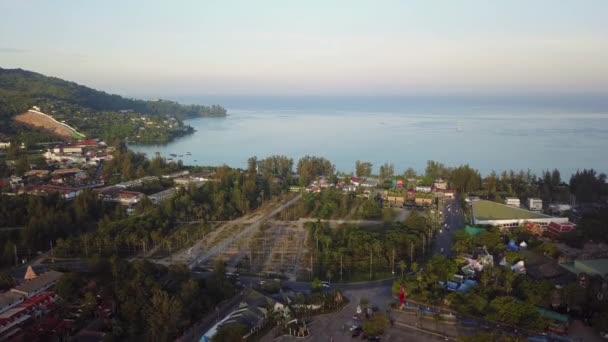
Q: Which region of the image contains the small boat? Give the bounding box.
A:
[170,153,177,157]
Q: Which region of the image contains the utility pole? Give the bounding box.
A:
[84,236,88,258]
[50,240,54,262]
[14,244,18,266]
[340,254,343,281]
[392,248,395,277]
[310,254,313,278]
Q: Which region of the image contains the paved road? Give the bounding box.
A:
[433,199,464,256]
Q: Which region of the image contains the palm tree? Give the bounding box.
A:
[399,260,407,277]
[326,269,333,283]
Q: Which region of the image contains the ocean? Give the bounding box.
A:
[129,96,608,177]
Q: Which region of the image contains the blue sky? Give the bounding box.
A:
[1,0,607,98]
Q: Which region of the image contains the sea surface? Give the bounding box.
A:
[129,96,608,177]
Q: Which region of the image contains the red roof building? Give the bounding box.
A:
[545,221,576,239]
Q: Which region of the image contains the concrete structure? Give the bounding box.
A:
[505,197,521,207]
[527,198,543,211]
[561,259,608,278]
[472,200,569,228]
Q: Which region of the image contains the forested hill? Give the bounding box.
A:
[0,67,227,119]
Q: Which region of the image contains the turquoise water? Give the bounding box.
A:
[129,97,608,177]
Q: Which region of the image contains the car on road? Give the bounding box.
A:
[321,281,331,288]
[351,326,362,337]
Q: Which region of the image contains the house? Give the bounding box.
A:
[528,198,543,211]
[52,145,83,154]
[27,185,82,200]
[415,186,432,193]
[433,188,455,199]
[434,179,448,190]
[545,222,576,239]
[95,187,144,205]
[11,270,63,298]
[415,196,433,207]
[73,139,98,148]
[361,178,379,188]
[505,197,520,207]
[548,203,572,215]
[24,170,50,178]
[350,177,364,187]
[0,142,11,149]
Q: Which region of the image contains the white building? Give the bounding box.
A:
[415,186,432,193]
[527,198,543,211]
[505,197,520,207]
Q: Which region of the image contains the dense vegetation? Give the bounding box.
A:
[0,68,226,143]
[0,68,226,120]
[55,258,234,341]
[305,211,437,282]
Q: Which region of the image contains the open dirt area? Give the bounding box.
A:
[14,110,79,138]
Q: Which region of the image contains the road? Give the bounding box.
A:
[432,199,464,256]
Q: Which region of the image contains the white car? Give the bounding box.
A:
[321,281,331,288]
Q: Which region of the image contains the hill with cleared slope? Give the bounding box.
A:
[0,67,226,120]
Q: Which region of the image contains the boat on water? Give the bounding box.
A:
[170,153,177,157]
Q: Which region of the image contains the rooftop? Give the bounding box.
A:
[11,270,63,296]
[472,200,551,221]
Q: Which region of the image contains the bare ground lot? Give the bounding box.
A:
[14,110,77,138]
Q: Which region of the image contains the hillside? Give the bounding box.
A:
[0,68,226,120]
[14,109,85,139]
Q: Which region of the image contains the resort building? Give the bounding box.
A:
[527,198,543,211]
[471,200,569,229]
[505,197,521,207]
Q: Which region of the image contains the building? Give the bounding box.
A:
[52,145,83,154]
[415,186,432,193]
[548,203,572,215]
[0,293,25,315]
[360,178,379,188]
[434,179,448,190]
[95,186,144,205]
[527,198,543,211]
[27,185,83,200]
[433,188,455,199]
[471,200,569,229]
[415,196,433,207]
[505,197,521,207]
[10,270,63,298]
[202,289,289,341]
[545,222,576,239]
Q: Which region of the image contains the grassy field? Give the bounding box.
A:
[472,200,550,221]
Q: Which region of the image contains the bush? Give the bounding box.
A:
[363,313,389,336]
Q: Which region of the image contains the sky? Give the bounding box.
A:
[1,0,607,98]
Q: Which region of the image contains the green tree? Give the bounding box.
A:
[355,160,373,177]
